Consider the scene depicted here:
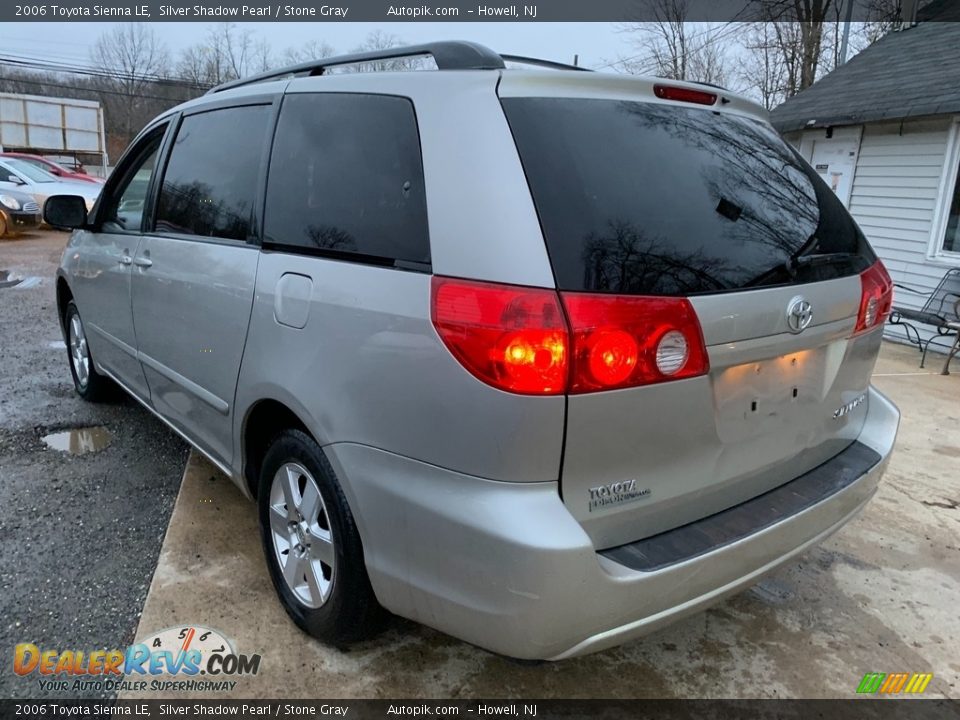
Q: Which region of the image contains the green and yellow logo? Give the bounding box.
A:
[857,672,933,694]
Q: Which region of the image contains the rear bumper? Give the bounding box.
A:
[326,386,899,660]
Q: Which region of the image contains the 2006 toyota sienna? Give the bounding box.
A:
[48,41,900,660]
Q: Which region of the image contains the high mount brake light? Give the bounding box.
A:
[431,277,709,395]
[653,84,718,106]
[854,260,893,335]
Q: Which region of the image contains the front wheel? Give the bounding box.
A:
[65,301,111,401]
[258,429,385,646]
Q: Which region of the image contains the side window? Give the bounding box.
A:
[264,93,430,264]
[155,105,271,241]
[100,130,163,232]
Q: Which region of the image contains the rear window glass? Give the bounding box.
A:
[502,98,874,296]
[264,93,429,265]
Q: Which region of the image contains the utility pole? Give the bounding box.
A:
[573,54,579,67]
[838,0,855,65]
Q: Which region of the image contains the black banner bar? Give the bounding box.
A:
[1,700,960,720]
[1,0,950,22]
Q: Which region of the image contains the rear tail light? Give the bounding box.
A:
[431,277,709,395]
[653,84,718,106]
[562,293,709,393]
[854,261,893,335]
[431,277,568,395]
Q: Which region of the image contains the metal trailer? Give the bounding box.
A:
[0,91,108,175]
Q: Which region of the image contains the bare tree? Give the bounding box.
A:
[737,23,789,110]
[175,44,220,88]
[748,0,840,93]
[90,25,170,142]
[176,23,273,87]
[736,0,893,109]
[342,31,423,72]
[858,0,902,44]
[282,40,337,65]
[212,23,273,78]
[616,1,732,85]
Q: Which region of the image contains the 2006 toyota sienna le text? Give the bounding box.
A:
[48,42,900,661]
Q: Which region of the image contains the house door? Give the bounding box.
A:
[810,129,861,208]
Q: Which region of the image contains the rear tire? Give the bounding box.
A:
[65,301,112,402]
[258,429,385,646]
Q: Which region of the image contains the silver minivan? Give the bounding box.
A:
[48,42,900,661]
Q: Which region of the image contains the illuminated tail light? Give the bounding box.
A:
[854,261,893,335]
[431,277,709,395]
[653,84,718,106]
[431,277,568,395]
[561,293,709,393]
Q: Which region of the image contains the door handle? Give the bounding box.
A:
[134,256,153,268]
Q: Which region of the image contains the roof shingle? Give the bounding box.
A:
[769,21,960,133]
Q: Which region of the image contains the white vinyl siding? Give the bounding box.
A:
[843,119,960,349]
[793,118,958,351]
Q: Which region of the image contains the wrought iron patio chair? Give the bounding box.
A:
[887,267,960,373]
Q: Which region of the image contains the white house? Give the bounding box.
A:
[770,4,960,359]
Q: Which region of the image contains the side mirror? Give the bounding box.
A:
[7,175,25,185]
[44,195,88,230]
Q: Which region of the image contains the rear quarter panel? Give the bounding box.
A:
[233,252,566,487]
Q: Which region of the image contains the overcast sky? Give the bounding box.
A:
[0,22,634,71]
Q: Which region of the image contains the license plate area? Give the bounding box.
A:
[712,347,830,443]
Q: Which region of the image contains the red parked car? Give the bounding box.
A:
[0,153,104,184]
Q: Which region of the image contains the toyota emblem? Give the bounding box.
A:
[786,296,813,333]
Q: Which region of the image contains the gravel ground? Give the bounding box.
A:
[0,230,188,699]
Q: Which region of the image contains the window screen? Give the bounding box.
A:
[264,93,429,264]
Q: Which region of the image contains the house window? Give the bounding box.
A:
[943,162,960,254]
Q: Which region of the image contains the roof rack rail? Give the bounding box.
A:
[500,54,592,72]
[207,40,506,94]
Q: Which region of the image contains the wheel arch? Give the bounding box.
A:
[241,397,314,499]
[56,275,74,334]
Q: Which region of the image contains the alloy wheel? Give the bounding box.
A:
[69,314,90,389]
[268,462,336,608]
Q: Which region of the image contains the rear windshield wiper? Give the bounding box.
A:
[789,251,860,270]
[744,250,860,288]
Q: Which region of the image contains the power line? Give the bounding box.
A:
[594,21,747,71]
[0,71,200,103]
[0,54,209,90]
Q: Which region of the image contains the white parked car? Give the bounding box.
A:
[0,158,100,214]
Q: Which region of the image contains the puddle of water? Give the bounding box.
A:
[42,426,113,455]
[47,340,66,350]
